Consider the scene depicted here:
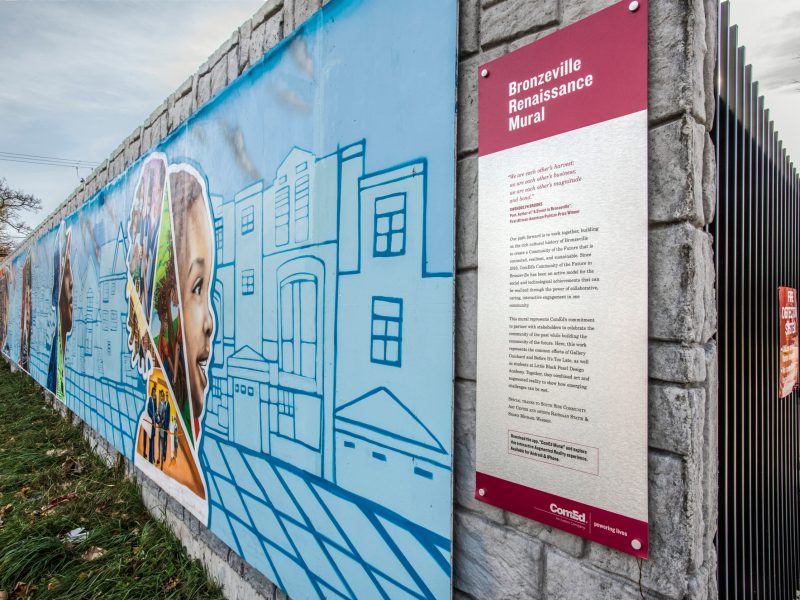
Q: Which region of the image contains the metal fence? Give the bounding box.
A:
[714,3,800,598]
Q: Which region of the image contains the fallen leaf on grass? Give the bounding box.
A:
[46,448,68,457]
[11,581,36,598]
[77,571,93,581]
[0,502,13,525]
[47,578,60,591]
[163,578,180,592]
[82,546,106,561]
[13,486,31,499]
[61,458,84,475]
[36,492,78,516]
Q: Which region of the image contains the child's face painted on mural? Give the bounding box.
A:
[176,187,214,419]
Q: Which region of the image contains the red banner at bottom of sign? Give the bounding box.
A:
[475,471,649,559]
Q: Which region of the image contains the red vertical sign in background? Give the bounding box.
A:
[779,287,798,398]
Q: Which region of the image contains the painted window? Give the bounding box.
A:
[278,389,295,417]
[275,186,290,246]
[296,161,308,173]
[214,217,223,253]
[373,193,406,257]
[240,205,255,235]
[370,297,403,367]
[102,282,109,303]
[279,274,317,379]
[241,269,255,296]
[294,173,310,243]
[86,289,94,320]
[85,323,93,357]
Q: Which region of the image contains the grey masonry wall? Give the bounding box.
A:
[9,0,720,598]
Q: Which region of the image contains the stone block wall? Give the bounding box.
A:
[8,0,720,598]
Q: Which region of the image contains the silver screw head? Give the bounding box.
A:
[478,488,486,497]
[628,1,639,11]
[631,539,642,550]
[480,68,489,78]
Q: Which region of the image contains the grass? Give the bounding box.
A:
[0,360,225,600]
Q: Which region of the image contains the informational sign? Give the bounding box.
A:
[779,287,798,398]
[475,0,649,558]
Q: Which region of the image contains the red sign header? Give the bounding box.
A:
[478,0,648,157]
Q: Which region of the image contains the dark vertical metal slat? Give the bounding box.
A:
[715,5,729,595]
[743,62,753,598]
[768,122,780,598]
[753,84,766,598]
[768,116,776,600]
[775,138,787,598]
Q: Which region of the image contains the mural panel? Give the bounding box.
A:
[0,0,457,597]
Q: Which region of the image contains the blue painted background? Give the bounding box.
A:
[0,1,457,598]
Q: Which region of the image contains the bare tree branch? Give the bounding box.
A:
[0,178,42,257]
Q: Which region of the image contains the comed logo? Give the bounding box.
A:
[549,503,587,524]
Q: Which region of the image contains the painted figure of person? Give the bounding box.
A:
[170,168,215,441]
[142,382,156,460]
[19,255,32,372]
[169,415,178,464]
[0,267,10,353]
[47,226,73,402]
[159,391,171,469]
[132,160,214,522]
[146,387,157,463]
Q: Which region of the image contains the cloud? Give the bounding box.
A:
[0,0,264,230]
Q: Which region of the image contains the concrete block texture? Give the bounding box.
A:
[648,0,708,125]
[587,452,703,599]
[454,380,505,522]
[285,0,321,33]
[649,341,707,383]
[648,116,706,226]
[454,509,544,599]
[455,270,477,380]
[648,384,705,457]
[649,223,714,343]
[481,0,559,47]
[456,154,479,269]
[460,0,480,56]
[545,547,663,600]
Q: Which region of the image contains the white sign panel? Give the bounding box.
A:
[475,0,649,557]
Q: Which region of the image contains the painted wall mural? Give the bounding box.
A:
[0,1,457,598]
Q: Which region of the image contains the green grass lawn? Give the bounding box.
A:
[0,361,225,600]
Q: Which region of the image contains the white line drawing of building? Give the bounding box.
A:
[207,139,452,534]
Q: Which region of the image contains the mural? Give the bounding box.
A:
[0,0,457,598]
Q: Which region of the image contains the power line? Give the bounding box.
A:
[0,151,101,165]
[0,151,101,170]
[0,157,98,171]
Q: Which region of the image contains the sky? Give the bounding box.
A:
[0,0,798,235]
[728,0,800,162]
[0,0,264,233]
